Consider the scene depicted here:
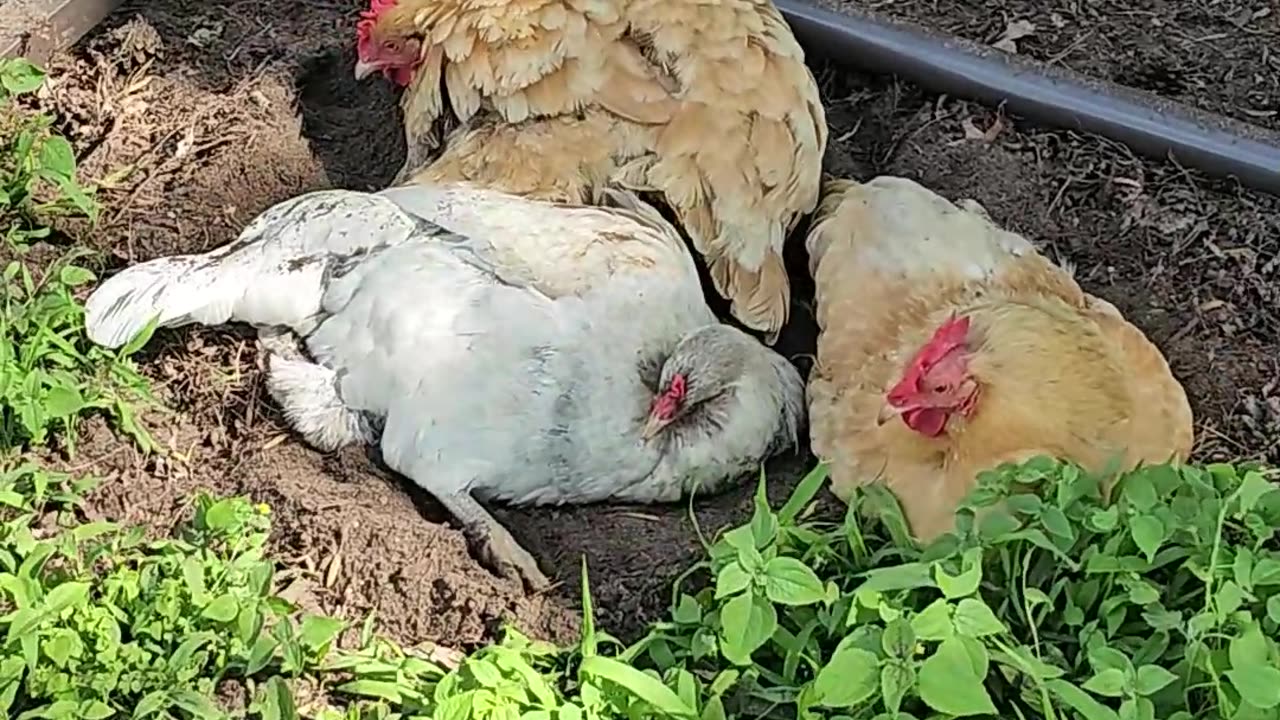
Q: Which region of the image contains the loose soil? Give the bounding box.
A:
[21,0,1280,651]
[853,0,1280,133]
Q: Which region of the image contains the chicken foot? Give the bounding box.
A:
[436,489,551,593]
[257,325,308,362]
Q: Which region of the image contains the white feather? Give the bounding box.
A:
[84,183,805,513]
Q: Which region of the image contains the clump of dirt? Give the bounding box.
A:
[25,0,1280,652]
[846,0,1280,132]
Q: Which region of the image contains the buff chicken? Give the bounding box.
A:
[352,0,828,341]
[805,176,1195,542]
[83,183,805,591]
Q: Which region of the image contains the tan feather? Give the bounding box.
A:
[807,176,1194,541]
[370,0,825,339]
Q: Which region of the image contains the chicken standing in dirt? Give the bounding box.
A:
[352,0,827,341]
[81,183,806,591]
[805,176,1195,541]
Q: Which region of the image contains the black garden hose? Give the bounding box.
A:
[778,0,1280,197]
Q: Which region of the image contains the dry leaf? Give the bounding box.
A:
[955,115,1006,145]
[993,19,1037,53]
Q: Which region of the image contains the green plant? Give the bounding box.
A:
[0,248,155,452]
[0,58,97,246]
[0,462,357,719]
[638,459,1280,720]
[318,561,711,720]
[0,57,152,454]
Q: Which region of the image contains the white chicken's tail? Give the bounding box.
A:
[85,189,425,349]
[84,253,250,349]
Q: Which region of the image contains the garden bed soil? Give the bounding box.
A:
[25,0,1280,651]
[852,0,1280,133]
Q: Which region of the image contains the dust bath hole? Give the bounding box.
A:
[295,46,405,191]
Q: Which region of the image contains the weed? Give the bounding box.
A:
[0,59,152,454]
[639,459,1280,719]
[0,462,353,719]
[0,58,97,245]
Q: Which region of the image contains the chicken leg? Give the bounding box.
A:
[433,489,551,592]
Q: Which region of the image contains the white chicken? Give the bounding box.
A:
[83,184,806,591]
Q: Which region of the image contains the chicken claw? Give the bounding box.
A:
[436,489,551,593]
[257,325,308,362]
[473,522,552,593]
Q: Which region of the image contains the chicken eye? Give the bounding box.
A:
[932,383,951,393]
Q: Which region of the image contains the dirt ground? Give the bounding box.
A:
[23,0,1280,651]
[852,0,1280,132]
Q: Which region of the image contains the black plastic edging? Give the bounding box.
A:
[778,0,1280,197]
[1,0,123,64]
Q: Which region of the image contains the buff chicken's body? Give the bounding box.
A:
[806,176,1195,542]
[353,0,828,340]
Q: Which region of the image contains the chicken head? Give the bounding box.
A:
[354,0,421,85]
[877,315,981,437]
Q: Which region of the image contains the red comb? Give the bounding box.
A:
[888,315,971,403]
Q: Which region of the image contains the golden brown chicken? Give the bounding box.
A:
[352,0,827,340]
[805,176,1195,541]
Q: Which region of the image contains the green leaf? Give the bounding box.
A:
[201,594,239,623]
[714,562,751,599]
[43,385,84,417]
[171,689,223,719]
[134,690,170,718]
[762,557,825,606]
[855,563,934,594]
[80,701,114,720]
[1267,596,1280,624]
[813,647,879,708]
[1252,559,1280,586]
[1128,514,1164,562]
[918,637,996,716]
[719,592,776,665]
[1089,506,1120,532]
[298,614,345,652]
[1047,680,1121,720]
[336,679,405,703]
[933,557,981,599]
[910,598,954,641]
[57,265,95,287]
[1216,580,1244,617]
[1226,666,1280,709]
[42,581,89,615]
[1122,474,1158,510]
[0,59,45,94]
[1229,624,1270,668]
[777,463,828,524]
[953,598,1006,638]
[259,676,298,720]
[579,656,697,717]
[203,499,240,530]
[1235,471,1275,514]
[37,136,77,181]
[1083,668,1128,698]
[1133,665,1177,696]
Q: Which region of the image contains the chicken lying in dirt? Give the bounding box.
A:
[805,176,1195,542]
[353,0,827,342]
[83,183,806,591]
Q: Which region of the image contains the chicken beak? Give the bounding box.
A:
[354,60,378,81]
[641,413,671,441]
[876,401,907,427]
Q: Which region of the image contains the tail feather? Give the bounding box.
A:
[84,189,426,349]
[84,255,242,349]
